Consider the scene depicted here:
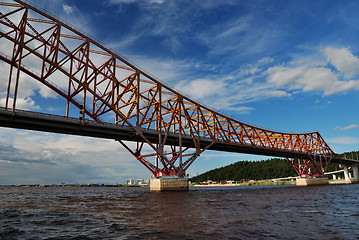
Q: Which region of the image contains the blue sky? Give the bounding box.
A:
[1,0,359,184]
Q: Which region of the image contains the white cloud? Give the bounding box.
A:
[0,128,149,184]
[231,106,254,115]
[16,97,40,110]
[108,34,144,52]
[238,57,274,78]
[38,84,58,99]
[175,78,225,99]
[324,47,359,79]
[0,97,40,110]
[123,54,211,86]
[62,4,77,14]
[198,10,283,59]
[336,124,359,131]
[108,0,136,3]
[106,0,166,15]
[0,62,57,110]
[258,57,275,65]
[239,67,260,76]
[266,90,291,98]
[121,55,291,114]
[267,65,359,95]
[327,136,359,144]
[342,124,359,130]
[128,47,359,113]
[108,0,165,4]
[149,0,165,3]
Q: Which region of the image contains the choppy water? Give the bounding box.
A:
[0,184,358,239]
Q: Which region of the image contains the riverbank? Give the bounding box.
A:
[191,179,349,187]
[0,184,146,188]
[191,180,296,187]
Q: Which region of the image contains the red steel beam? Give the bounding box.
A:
[0,0,339,177]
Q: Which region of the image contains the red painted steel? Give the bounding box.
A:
[0,0,339,177]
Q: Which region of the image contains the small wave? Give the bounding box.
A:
[0,226,24,239]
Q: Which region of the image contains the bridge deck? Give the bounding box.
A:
[0,109,357,165]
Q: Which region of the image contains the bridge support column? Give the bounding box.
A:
[150,177,189,191]
[342,165,359,184]
[296,177,329,186]
[343,165,350,182]
[353,165,359,181]
[289,156,329,186]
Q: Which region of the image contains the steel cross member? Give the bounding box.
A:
[287,154,332,178]
[0,0,344,179]
[117,138,215,177]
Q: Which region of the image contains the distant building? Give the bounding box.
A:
[126,179,134,185]
[136,179,144,185]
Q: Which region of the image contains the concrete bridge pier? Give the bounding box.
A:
[342,165,359,184]
[296,177,329,186]
[150,177,189,191]
[353,165,359,181]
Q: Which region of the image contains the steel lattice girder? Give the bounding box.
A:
[0,0,340,176]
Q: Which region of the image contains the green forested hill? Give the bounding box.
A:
[339,151,359,160]
[189,152,356,183]
[191,158,297,183]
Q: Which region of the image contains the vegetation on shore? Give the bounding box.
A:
[190,151,359,183]
[191,158,296,183]
[190,180,296,186]
[339,151,359,160]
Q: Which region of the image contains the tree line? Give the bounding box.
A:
[190,151,358,183]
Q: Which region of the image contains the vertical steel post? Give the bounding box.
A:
[112,57,116,107]
[178,97,182,176]
[66,57,73,119]
[92,66,97,118]
[12,49,23,112]
[112,57,116,123]
[81,42,90,122]
[5,49,15,110]
[136,70,140,126]
[11,8,28,113]
[157,83,162,170]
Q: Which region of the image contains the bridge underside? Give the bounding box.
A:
[0,109,328,160]
[0,109,356,166]
[0,109,309,159]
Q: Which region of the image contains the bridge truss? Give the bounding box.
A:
[0,0,339,178]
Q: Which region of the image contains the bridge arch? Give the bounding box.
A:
[0,0,343,179]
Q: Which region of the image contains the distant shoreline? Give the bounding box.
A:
[0,179,348,188]
[0,184,147,188]
[191,180,296,187]
[191,179,348,187]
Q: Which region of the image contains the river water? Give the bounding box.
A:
[0,184,358,240]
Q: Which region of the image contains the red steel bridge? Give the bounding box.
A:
[0,0,358,180]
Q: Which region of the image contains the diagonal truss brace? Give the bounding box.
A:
[117,138,215,177]
[0,1,342,179]
[287,154,333,178]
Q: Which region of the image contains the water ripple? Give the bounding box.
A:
[0,185,358,239]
